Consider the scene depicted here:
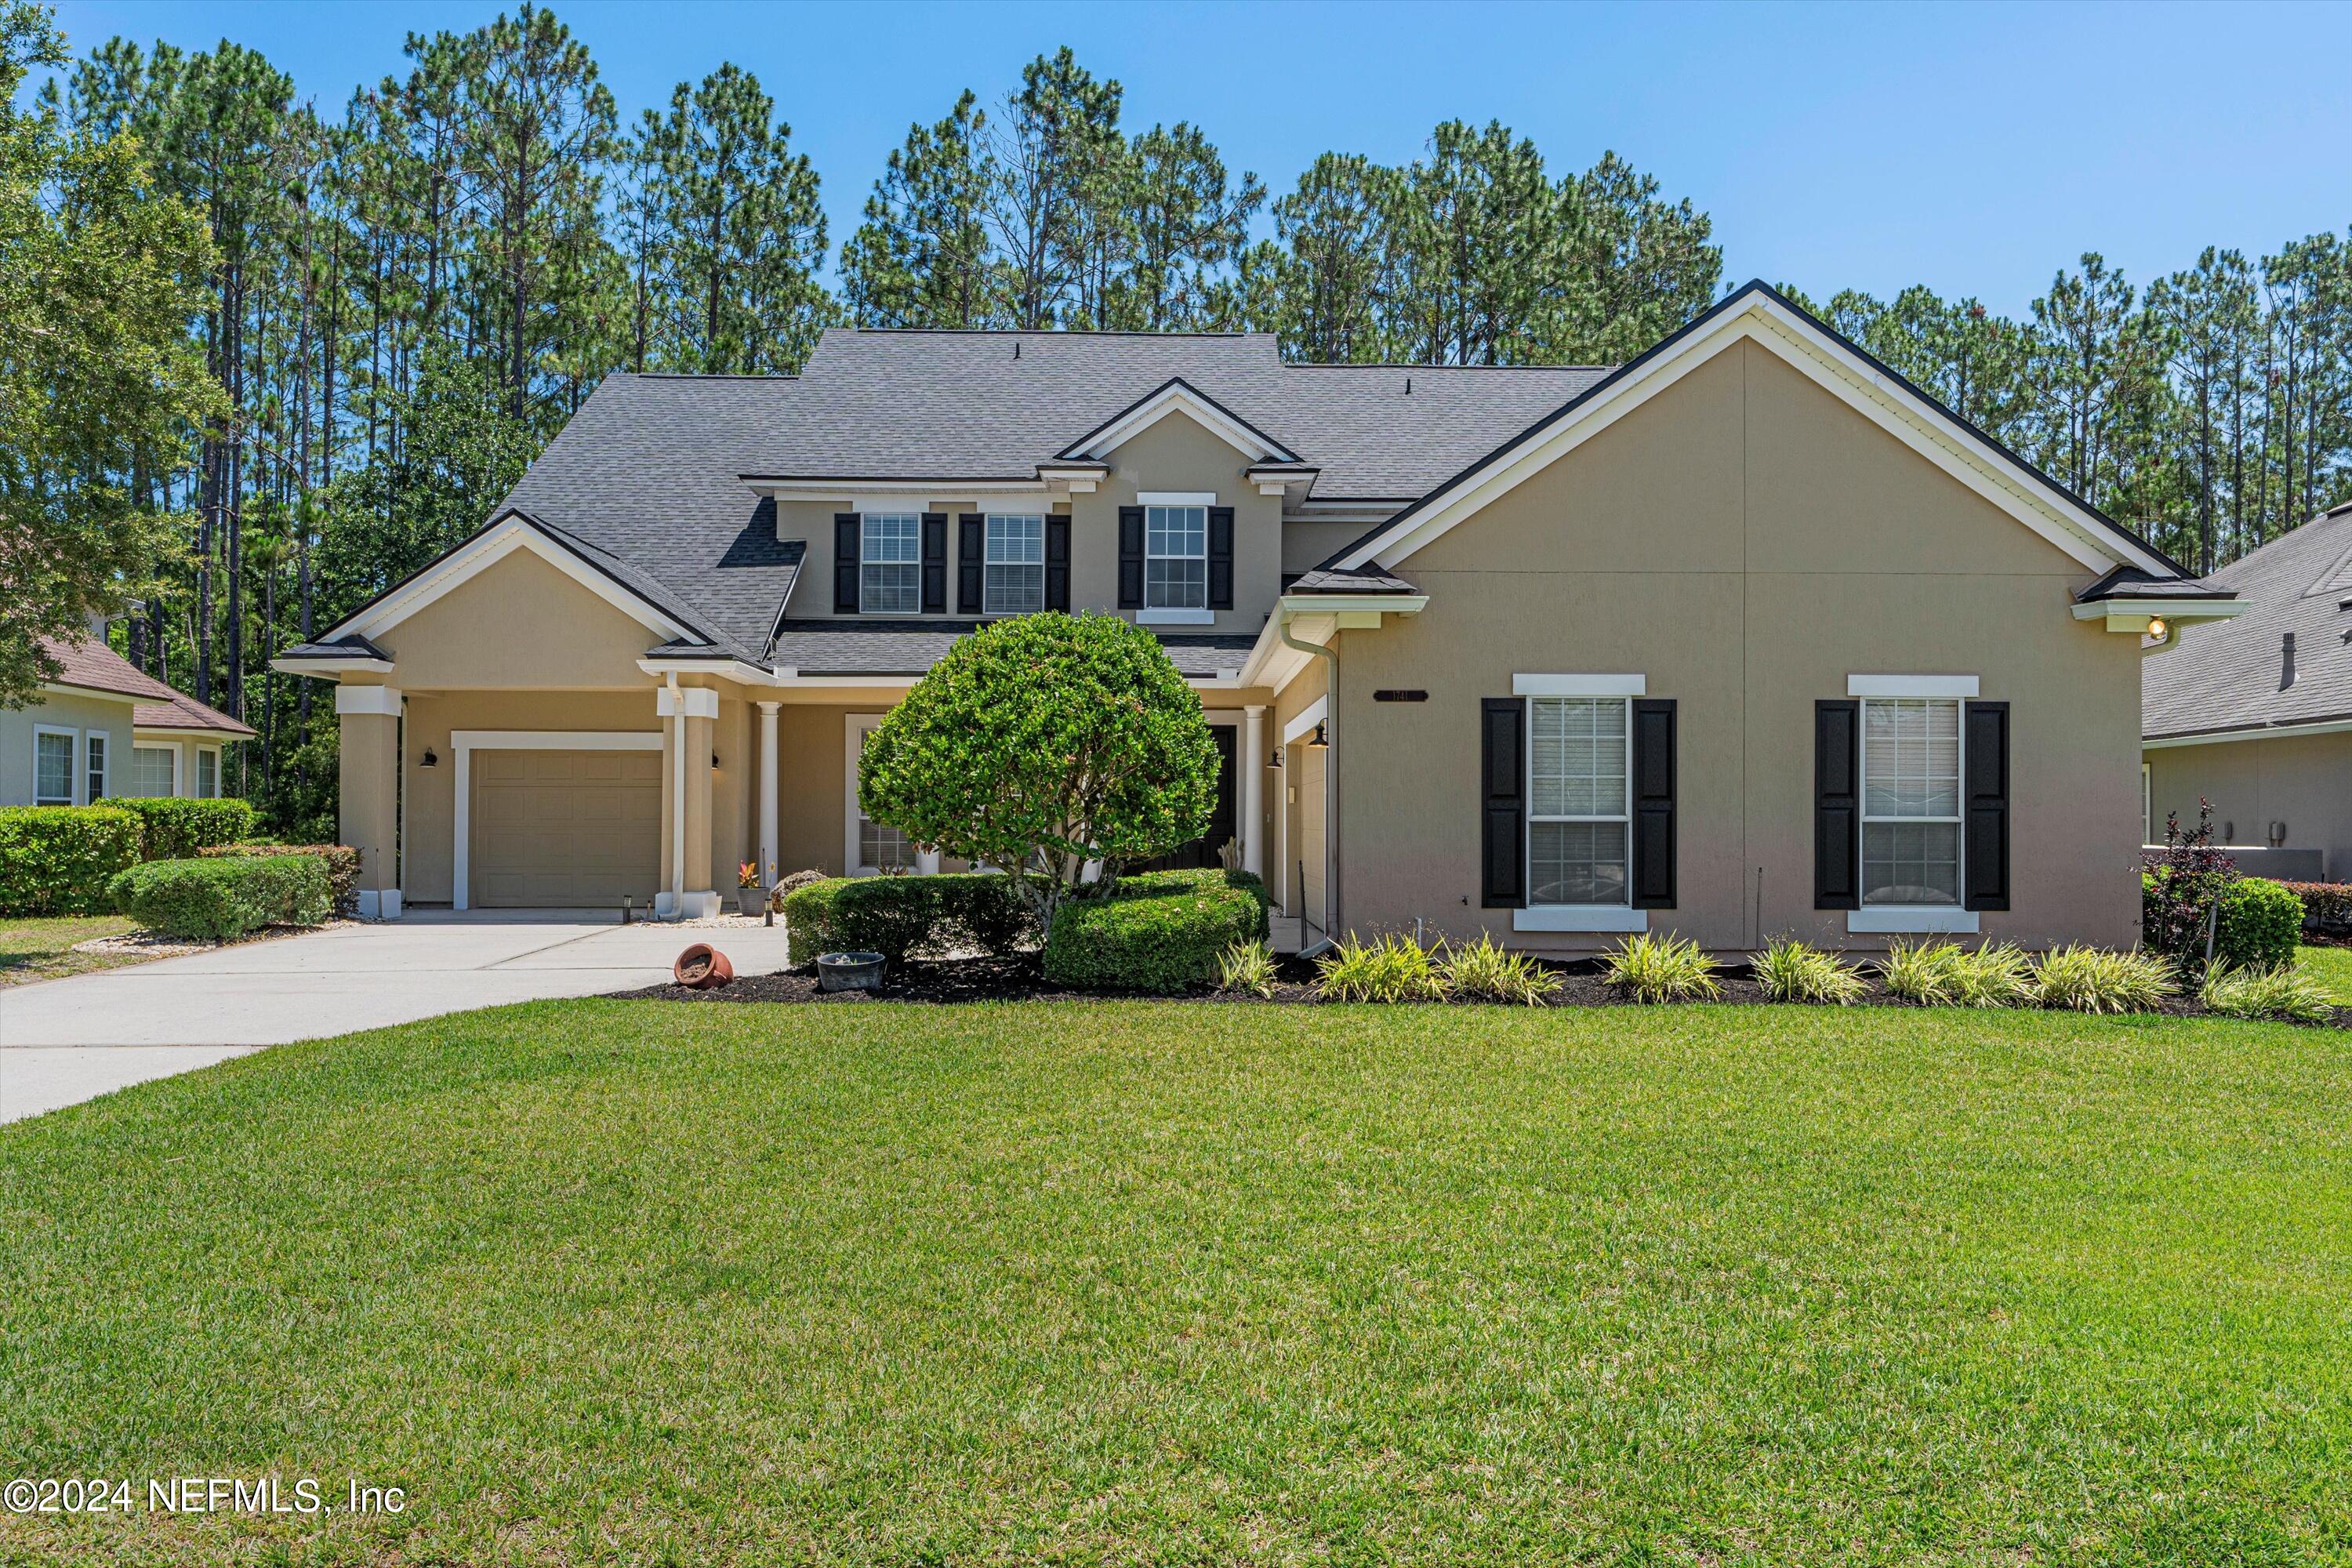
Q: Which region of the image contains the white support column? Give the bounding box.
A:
[757,701,781,887]
[1242,705,1266,878]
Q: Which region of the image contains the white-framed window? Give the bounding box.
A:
[130,744,178,797]
[983,514,1045,615]
[860,513,921,614]
[34,725,76,805]
[844,715,920,876]
[1860,696,1962,908]
[85,732,109,802]
[1529,696,1631,909]
[195,746,220,799]
[1144,500,1207,612]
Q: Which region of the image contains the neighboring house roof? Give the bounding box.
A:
[35,633,256,737]
[2143,500,2352,742]
[766,619,1255,679]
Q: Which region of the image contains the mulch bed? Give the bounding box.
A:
[610,952,2349,1025]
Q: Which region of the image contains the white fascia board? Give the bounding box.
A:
[2068,597,2246,621]
[333,517,698,644]
[1068,384,1291,464]
[34,681,140,708]
[637,656,777,686]
[269,656,390,679]
[1847,674,1979,698]
[771,675,920,691]
[2144,717,2352,750]
[1275,594,1428,617]
[1338,295,2177,581]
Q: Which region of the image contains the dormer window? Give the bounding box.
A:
[1145,502,1208,612]
[861,513,921,614]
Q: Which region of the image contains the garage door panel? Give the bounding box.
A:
[471,745,660,908]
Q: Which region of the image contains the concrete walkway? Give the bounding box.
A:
[0,913,794,1125]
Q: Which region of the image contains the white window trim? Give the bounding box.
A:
[1847,673,1978,699]
[1519,688,1639,926]
[194,745,221,800]
[982,512,1047,617]
[1137,491,1217,506]
[1138,493,1213,620]
[33,723,79,805]
[1850,692,1968,931]
[859,511,924,616]
[448,729,663,913]
[85,731,109,802]
[844,714,937,878]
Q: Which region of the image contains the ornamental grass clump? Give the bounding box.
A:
[1946,942,2035,1009]
[1316,933,1449,1004]
[1214,939,1279,1000]
[1439,934,1559,1005]
[1751,936,1866,1004]
[1877,938,1962,1006]
[2031,946,2176,1014]
[2199,961,2335,1024]
[1599,932,1722,1004]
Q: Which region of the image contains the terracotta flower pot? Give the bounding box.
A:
[673,942,734,989]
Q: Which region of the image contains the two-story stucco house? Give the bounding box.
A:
[274,282,2241,949]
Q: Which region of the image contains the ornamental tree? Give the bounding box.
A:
[857,612,1218,924]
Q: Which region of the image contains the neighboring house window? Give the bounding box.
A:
[845,717,916,875]
[860,513,921,614]
[85,733,108,802]
[130,745,176,797]
[34,727,75,805]
[1527,696,1630,907]
[195,746,220,799]
[1144,503,1207,611]
[1860,697,1961,907]
[984,514,1045,615]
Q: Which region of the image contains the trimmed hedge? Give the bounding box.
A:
[782,872,1034,962]
[109,795,256,860]
[108,854,332,941]
[2214,876,2303,971]
[200,843,360,918]
[0,805,143,916]
[2281,880,2352,935]
[1042,869,1267,992]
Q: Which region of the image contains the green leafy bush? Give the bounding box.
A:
[109,853,332,940]
[110,795,256,859]
[1600,932,1722,1004]
[1316,932,1450,1004]
[199,843,359,917]
[2281,880,2352,935]
[2031,946,2176,1014]
[2200,962,2335,1024]
[2213,877,2303,972]
[1751,937,1866,1004]
[1439,933,1558,1004]
[0,805,141,916]
[1042,871,1265,992]
[1214,939,1278,999]
[781,873,1033,962]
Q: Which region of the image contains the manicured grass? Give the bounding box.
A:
[0,914,138,985]
[4,1000,2350,1564]
[2299,942,2352,1003]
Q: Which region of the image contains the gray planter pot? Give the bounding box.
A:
[816,951,886,992]
[738,888,768,917]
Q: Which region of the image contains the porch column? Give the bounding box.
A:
[335,683,403,920]
[658,684,720,918]
[1241,705,1266,878]
[757,701,781,886]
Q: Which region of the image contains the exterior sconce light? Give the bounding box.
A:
[1307,721,1329,749]
[419,748,438,768]
[712,753,721,770]
[2143,616,2169,644]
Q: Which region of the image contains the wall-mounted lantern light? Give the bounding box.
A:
[419,747,438,768]
[1307,721,1329,750]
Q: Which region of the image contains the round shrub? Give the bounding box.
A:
[110,795,256,859]
[109,853,332,941]
[200,843,360,917]
[0,805,141,916]
[1041,871,1265,992]
[781,872,1034,963]
[2213,877,2302,971]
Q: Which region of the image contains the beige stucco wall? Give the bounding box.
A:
[2,690,137,807]
[372,547,659,690]
[2145,731,2352,880]
[1334,337,2144,952]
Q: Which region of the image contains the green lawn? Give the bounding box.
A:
[3,1000,2350,1565]
[0,914,138,985]
[2299,943,2352,1004]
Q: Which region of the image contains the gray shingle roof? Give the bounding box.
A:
[2144,502,2352,739]
[768,619,1255,677]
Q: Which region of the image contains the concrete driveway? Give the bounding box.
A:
[0,913,794,1125]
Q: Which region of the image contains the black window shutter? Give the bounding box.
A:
[833,513,860,615]
[1118,506,1145,608]
[1045,514,1071,611]
[1481,697,1526,909]
[920,513,948,613]
[1964,700,2011,912]
[957,514,985,613]
[1207,506,1235,610]
[1814,699,1860,909]
[1630,698,1676,909]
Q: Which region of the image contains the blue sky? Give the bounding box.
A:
[35,0,2352,315]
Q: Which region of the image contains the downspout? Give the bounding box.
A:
[666,673,684,916]
[1277,614,1339,953]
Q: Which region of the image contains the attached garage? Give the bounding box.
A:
[469,746,661,908]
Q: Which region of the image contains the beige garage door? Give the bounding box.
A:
[471,748,661,909]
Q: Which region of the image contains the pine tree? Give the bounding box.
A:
[841,90,996,328]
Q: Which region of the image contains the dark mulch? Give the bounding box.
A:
[608,951,2348,1025]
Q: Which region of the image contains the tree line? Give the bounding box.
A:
[3,0,2347,837]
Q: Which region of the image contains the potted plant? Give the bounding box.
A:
[737,862,766,917]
